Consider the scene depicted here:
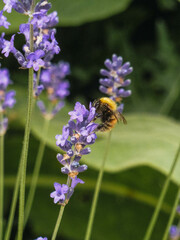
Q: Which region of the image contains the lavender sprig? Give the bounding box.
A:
[85,54,133,240]
[36,61,70,119]
[50,102,98,240]
[1,0,60,71]
[51,102,97,205]
[99,53,133,112]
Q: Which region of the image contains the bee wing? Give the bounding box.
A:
[115,111,127,124]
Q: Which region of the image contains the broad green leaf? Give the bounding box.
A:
[0,0,132,33]
[10,87,180,183]
[4,130,178,240]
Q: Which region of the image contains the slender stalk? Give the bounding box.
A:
[17,3,35,238]
[51,205,65,240]
[51,177,71,240]
[162,185,180,240]
[85,131,112,240]
[0,113,4,240]
[24,118,50,227]
[4,159,22,240]
[17,65,34,240]
[4,69,42,240]
[143,144,180,240]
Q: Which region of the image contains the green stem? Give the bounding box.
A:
[162,185,180,240]
[4,160,22,240]
[4,69,41,240]
[0,113,4,240]
[51,177,71,240]
[143,144,180,240]
[85,131,112,240]
[17,65,34,240]
[17,5,34,238]
[51,205,65,240]
[24,118,50,227]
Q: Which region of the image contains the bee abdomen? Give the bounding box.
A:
[97,118,117,132]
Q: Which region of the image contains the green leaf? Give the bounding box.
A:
[0,0,132,34]
[4,129,178,240]
[11,87,180,184]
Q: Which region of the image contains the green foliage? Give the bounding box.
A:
[10,87,180,183]
[4,132,178,240]
[1,0,180,239]
[0,0,132,33]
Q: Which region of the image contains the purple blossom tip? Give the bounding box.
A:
[50,182,69,204]
[35,237,48,240]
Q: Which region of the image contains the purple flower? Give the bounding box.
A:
[51,102,98,205]
[0,117,8,136]
[69,102,88,122]
[26,50,45,71]
[0,68,11,90]
[0,68,16,135]
[35,237,48,240]
[1,0,60,72]
[0,33,5,50]
[99,54,133,113]
[3,90,16,109]
[169,225,180,239]
[37,61,70,118]
[3,0,16,13]
[71,176,84,189]
[0,11,10,29]
[1,34,15,57]
[10,0,33,14]
[50,182,69,204]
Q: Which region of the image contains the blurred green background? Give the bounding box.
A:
[1,0,180,239]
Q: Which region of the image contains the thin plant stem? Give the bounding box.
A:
[51,177,71,240]
[0,113,4,240]
[4,68,42,240]
[51,205,65,240]
[85,131,112,240]
[162,185,180,240]
[24,118,50,227]
[17,4,34,238]
[17,65,34,240]
[4,159,22,240]
[143,144,180,240]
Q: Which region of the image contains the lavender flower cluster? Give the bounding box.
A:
[99,54,133,113]
[0,67,16,135]
[36,61,70,119]
[0,0,60,71]
[50,102,98,205]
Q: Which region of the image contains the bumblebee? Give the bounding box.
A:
[92,97,127,132]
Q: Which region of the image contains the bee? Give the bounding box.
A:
[92,97,127,132]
